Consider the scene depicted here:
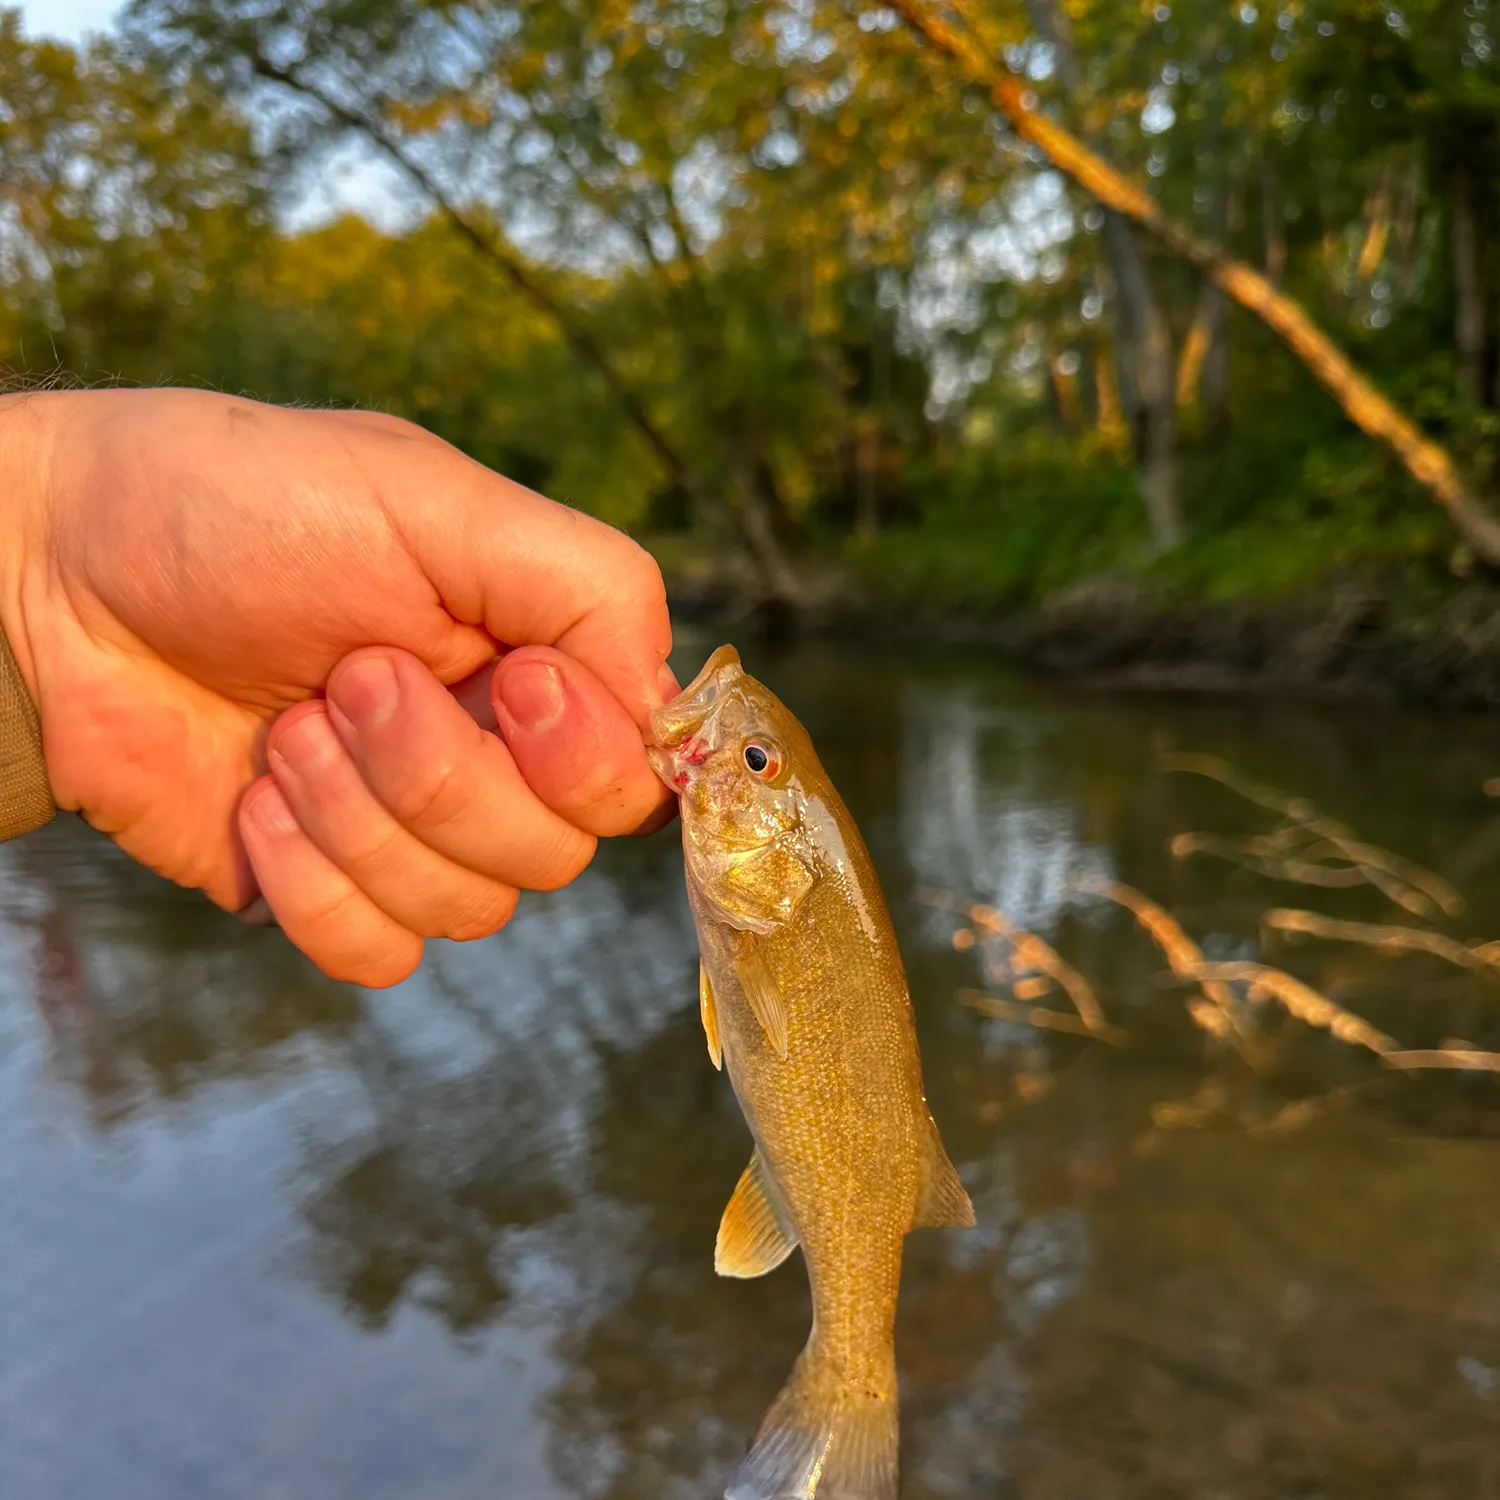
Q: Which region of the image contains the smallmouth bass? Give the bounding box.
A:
[647,645,974,1500]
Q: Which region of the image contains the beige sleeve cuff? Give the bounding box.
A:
[0,620,54,839]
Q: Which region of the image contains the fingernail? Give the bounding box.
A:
[273,711,342,778]
[329,653,400,732]
[657,663,682,703]
[246,784,298,837]
[500,661,566,734]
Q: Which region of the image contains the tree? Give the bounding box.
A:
[0,8,267,382]
[884,0,1500,567]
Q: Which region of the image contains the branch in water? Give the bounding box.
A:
[1264,909,1500,975]
[1383,1048,1500,1075]
[919,888,1111,1035]
[1193,961,1399,1057]
[1073,876,1245,1038]
[1162,754,1462,918]
[959,990,1128,1048]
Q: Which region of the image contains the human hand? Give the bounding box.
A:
[0,389,677,985]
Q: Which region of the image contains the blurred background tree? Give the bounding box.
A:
[1,0,1495,613]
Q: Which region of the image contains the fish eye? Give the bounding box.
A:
[743,740,780,778]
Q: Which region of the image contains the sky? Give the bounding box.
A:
[18,0,123,41]
[17,0,413,230]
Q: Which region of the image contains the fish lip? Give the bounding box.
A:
[647,643,743,750]
[645,744,680,792]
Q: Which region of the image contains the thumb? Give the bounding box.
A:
[366,422,674,724]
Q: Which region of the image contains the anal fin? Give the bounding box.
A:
[716,1150,798,1278]
[910,1130,975,1230]
[699,962,722,1070]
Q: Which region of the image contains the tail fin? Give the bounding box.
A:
[725,1343,898,1500]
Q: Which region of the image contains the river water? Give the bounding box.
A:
[3,627,1499,1500]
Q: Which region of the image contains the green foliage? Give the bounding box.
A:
[846,432,1146,609]
[1,0,1497,615]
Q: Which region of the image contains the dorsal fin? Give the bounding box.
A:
[716,1150,799,1278]
[698,962,722,1070]
[910,1128,975,1231]
[732,940,789,1059]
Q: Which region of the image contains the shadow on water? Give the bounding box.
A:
[3,627,1500,1498]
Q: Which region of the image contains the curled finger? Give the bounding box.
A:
[268,700,523,941]
[239,778,425,988]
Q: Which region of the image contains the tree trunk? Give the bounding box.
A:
[715,419,807,605]
[1093,341,1127,453]
[1179,170,1234,439]
[1047,353,1080,428]
[1200,279,1230,439]
[888,0,1500,568]
[1104,212,1182,548]
[856,309,890,538]
[1260,148,1286,288]
[1025,0,1181,548]
[1452,161,1486,409]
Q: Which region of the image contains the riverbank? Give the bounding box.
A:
[658,555,1500,713]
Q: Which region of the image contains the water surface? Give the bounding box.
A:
[4,628,1499,1499]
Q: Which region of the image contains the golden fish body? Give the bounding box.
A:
[648,645,973,1500]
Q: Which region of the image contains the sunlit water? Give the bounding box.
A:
[4,627,1499,1500]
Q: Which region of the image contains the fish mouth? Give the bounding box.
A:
[645,743,680,792]
[646,725,721,795]
[647,643,743,753]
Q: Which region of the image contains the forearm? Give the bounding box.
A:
[0,393,60,838]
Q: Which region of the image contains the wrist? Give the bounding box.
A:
[0,391,67,706]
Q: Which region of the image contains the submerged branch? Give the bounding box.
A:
[1163,755,1462,917]
[919,888,1111,1035]
[960,989,1128,1046]
[1194,961,1399,1056]
[1383,1048,1500,1075]
[1160,753,1340,829]
[1170,832,1369,888]
[1264,909,1500,974]
[1074,876,1243,1033]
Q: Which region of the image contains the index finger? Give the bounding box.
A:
[372,426,675,725]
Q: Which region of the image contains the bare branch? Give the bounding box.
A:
[960,989,1128,1046]
[1264,909,1500,974]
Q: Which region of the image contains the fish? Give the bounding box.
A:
[647,644,974,1500]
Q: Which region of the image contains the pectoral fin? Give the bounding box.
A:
[716,1150,798,1278]
[732,939,789,1059]
[699,962,722,1071]
[910,1129,976,1231]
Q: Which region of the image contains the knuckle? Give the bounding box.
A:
[341,815,409,872]
[526,832,597,892]
[439,883,519,943]
[295,881,371,936]
[385,757,466,833]
[619,541,668,609]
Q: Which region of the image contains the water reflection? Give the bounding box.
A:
[3,634,1499,1498]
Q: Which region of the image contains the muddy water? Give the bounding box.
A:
[3,626,1499,1500]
